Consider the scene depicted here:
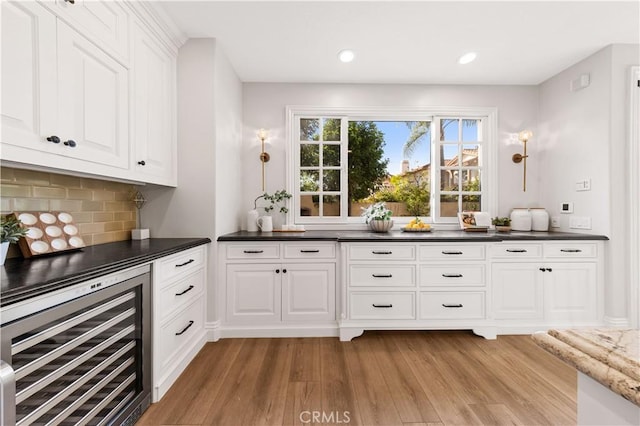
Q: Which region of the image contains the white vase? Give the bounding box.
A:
[369,219,394,233]
[1,241,9,266]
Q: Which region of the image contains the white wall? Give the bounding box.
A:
[242,83,540,222]
[142,39,243,323]
[538,44,640,326]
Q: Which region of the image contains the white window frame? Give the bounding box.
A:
[286,106,498,229]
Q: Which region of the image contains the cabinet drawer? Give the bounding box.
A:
[349,245,415,260]
[284,244,335,259]
[544,243,597,258]
[157,269,205,321]
[419,292,485,319]
[490,244,542,259]
[350,265,415,287]
[157,298,204,369]
[350,292,415,319]
[226,244,279,259]
[420,265,485,287]
[158,246,205,283]
[420,245,485,261]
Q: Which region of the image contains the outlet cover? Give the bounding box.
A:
[551,216,561,228]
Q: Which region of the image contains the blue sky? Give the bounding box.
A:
[372,120,478,175]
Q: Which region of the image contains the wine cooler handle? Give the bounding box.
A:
[0,360,16,426]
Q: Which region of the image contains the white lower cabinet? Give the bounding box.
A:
[221,242,337,337]
[340,242,494,341]
[152,245,208,402]
[490,241,603,331]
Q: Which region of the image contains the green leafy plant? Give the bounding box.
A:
[256,190,292,214]
[1,215,28,244]
[361,202,392,223]
[491,217,511,226]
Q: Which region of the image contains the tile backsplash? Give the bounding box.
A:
[1,167,138,257]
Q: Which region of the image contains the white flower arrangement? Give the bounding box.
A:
[361,202,393,223]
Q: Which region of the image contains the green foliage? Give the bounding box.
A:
[345,121,389,203]
[1,216,27,244]
[361,202,392,223]
[394,179,430,216]
[256,190,292,214]
[492,217,511,226]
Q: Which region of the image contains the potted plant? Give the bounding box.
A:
[1,215,28,265]
[255,190,292,229]
[492,216,512,232]
[361,202,394,232]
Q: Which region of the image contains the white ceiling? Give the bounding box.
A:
[159,1,640,85]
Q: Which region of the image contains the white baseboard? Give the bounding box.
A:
[219,324,339,339]
[205,320,222,342]
[604,316,630,328]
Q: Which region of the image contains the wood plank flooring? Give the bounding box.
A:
[137,331,576,426]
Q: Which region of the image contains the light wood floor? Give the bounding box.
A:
[138,331,576,426]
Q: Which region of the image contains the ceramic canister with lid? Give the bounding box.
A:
[530,208,549,231]
[510,208,532,231]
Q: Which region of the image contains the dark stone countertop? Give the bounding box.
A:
[217,230,609,242]
[1,238,211,307]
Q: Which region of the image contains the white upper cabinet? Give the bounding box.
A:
[57,23,129,169]
[43,0,130,65]
[1,1,57,154]
[131,23,177,186]
[1,0,181,185]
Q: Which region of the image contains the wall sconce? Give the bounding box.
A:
[258,129,270,191]
[513,130,533,191]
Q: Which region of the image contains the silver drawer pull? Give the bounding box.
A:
[506,249,527,253]
[175,285,195,296]
[560,249,582,253]
[175,320,194,336]
[372,274,393,278]
[243,250,264,254]
[442,303,463,308]
[176,259,195,267]
[442,274,463,278]
[300,249,320,253]
[372,304,393,308]
[372,250,392,254]
[442,251,463,255]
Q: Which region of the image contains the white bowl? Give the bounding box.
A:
[58,212,73,224]
[19,213,38,226]
[45,226,63,237]
[63,224,78,236]
[27,227,43,239]
[39,213,56,224]
[69,236,85,248]
[31,240,49,253]
[51,239,68,250]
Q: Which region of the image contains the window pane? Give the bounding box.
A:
[462,194,481,212]
[323,145,340,166]
[300,170,319,191]
[323,119,341,141]
[439,145,458,166]
[440,169,459,191]
[461,170,481,191]
[462,119,480,141]
[323,195,340,216]
[440,194,459,217]
[300,195,319,216]
[300,119,320,141]
[300,144,319,167]
[323,170,340,191]
[441,119,459,141]
[462,144,480,167]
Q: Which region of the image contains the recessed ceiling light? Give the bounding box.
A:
[338,49,355,63]
[458,52,477,65]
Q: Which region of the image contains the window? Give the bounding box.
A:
[287,107,497,227]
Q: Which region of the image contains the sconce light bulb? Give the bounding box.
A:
[518,130,533,143]
[258,128,268,141]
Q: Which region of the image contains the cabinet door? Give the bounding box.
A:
[50,0,129,64]
[57,22,129,169]
[1,1,57,154]
[227,264,281,324]
[492,263,543,320]
[544,263,598,323]
[282,263,335,321]
[131,24,176,185]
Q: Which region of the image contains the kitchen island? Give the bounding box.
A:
[533,328,640,425]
